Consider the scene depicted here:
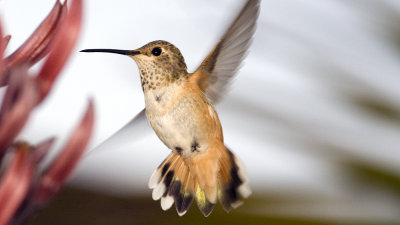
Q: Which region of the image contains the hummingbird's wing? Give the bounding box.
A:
[85,108,151,155]
[192,0,260,103]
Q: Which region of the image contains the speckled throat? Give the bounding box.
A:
[135,57,189,91]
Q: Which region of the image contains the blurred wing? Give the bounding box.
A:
[86,108,151,155]
[192,0,260,103]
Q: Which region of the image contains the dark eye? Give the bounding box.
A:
[151,47,162,56]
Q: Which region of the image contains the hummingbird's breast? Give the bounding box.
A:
[144,81,223,158]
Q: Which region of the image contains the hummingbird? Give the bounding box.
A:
[81,0,259,217]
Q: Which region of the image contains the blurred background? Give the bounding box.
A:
[1,0,400,224]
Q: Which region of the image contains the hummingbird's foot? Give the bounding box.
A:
[191,141,200,152]
[174,146,183,155]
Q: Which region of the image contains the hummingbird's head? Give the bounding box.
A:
[81,40,188,90]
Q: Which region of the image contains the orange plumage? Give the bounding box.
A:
[81,0,260,216]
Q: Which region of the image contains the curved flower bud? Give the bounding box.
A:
[34,100,94,205]
[3,35,11,49]
[33,137,56,164]
[0,26,5,81]
[3,1,63,71]
[0,1,92,223]
[0,144,35,225]
[0,69,38,157]
[36,0,83,102]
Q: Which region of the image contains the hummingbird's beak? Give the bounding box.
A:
[80,49,140,56]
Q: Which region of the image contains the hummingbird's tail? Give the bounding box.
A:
[148,144,251,217]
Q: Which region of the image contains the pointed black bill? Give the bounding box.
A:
[80,48,140,56]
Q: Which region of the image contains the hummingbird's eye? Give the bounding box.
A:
[151,47,162,56]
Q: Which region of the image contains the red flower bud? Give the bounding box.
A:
[36,0,83,102]
[0,144,35,225]
[34,100,94,204]
[3,1,63,71]
[0,69,38,157]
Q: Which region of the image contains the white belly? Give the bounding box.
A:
[144,86,209,157]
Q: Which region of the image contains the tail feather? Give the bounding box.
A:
[218,150,251,211]
[169,158,195,215]
[148,153,176,189]
[195,184,216,217]
[170,180,194,215]
[148,146,250,217]
[149,154,179,200]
